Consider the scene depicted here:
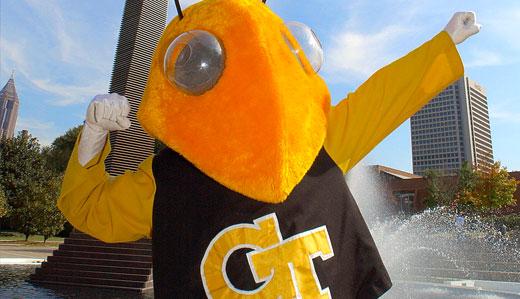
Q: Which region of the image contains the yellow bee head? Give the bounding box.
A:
[138,0,331,203]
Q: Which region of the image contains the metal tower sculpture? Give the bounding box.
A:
[30,0,168,292]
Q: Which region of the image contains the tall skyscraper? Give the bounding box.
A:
[411,76,493,176]
[105,0,169,176]
[0,70,19,138]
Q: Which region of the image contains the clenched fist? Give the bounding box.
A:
[85,93,131,132]
[78,93,131,166]
[444,11,481,45]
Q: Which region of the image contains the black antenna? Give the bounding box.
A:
[263,0,267,3]
[174,0,184,20]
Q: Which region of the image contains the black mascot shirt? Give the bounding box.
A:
[152,147,391,298]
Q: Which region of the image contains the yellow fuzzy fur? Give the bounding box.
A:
[138,0,331,203]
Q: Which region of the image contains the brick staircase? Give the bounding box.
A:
[29,231,153,292]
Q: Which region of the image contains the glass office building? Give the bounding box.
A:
[0,71,19,138]
[411,77,493,176]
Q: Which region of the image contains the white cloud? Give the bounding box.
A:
[0,38,28,73]
[490,104,520,124]
[29,78,106,106]
[1,38,106,106]
[484,7,520,51]
[317,0,446,84]
[73,113,86,120]
[322,25,412,82]
[446,5,520,69]
[460,6,520,67]
[15,118,56,146]
[14,118,62,146]
[465,49,503,68]
[16,117,54,130]
[0,1,113,106]
[23,0,112,72]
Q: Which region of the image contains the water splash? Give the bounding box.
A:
[346,163,520,283]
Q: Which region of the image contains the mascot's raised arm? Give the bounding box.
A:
[58,1,480,298]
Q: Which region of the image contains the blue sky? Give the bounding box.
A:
[1,0,519,172]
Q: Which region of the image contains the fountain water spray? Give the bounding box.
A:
[346,163,520,297]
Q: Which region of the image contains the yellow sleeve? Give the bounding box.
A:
[57,134,156,243]
[324,31,464,173]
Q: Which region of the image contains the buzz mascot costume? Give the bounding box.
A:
[58,0,481,298]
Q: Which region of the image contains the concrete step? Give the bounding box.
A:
[30,229,154,292]
[29,273,153,290]
[408,252,519,263]
[58,243,151,256]
[64,238,152,250]
[29,279,153,293]
[46,255,152,269]
[405,259,520,272]
[52,250,152,263]
[69,231,151,244]
[406,267,520,282]
[467,253,520,263]
[41,261,152,276]
[35,267,152,282]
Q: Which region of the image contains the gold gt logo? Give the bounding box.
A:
[201,213,334,298]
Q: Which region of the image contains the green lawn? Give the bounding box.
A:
[0,230,64,243]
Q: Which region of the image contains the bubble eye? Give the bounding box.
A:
[164,30,225,95]
[282,21,323,73]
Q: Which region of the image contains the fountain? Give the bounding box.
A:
[2,160,519,298]
[346,163,520,298]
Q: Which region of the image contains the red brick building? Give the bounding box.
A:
[372,166,520,215]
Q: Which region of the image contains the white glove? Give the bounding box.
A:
[78,93,131,166]
[444,11,481,45]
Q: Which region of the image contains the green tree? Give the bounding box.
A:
[461,161,519,213]
[42,125,82,174]
[1,131,46,207]
[0,185,8,220]
[453,161,477,212]
[423,169,455,208]
[1,131,66,240]
[27,177,65,242]
[9,199,39,240]
[8,175,65,242]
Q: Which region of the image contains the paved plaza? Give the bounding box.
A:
[0,243,58,264]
